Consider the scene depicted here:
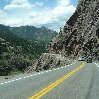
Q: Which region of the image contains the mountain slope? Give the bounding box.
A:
[0,24,56,76]
[49,0,99,61]
[10,26,57,43]
[0,36,31,76]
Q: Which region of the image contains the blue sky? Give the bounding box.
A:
[0,0,78,31]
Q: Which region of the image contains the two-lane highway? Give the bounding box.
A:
[0,61,99,99]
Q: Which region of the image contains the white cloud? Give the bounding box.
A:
[29,11,53,24]
[0,10,4,16]
[53,5,75,18]
[35,2,43,6]
[0,0,76,31]
[4,0,33,10]
[58,0,70,6]
[5,18,23,26]
[28,0,76,31]
[0,9,7,19]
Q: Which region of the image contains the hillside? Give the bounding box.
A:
[0,24,57,76]
[0,37,32,76]
[10,26,57,43]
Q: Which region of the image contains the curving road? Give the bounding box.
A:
[0,61,99,99]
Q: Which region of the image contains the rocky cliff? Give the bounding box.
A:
[28,0,99,73]
[49,0,99,60]
[27,53,73,73]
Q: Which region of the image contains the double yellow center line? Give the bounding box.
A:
[30,62,85,99]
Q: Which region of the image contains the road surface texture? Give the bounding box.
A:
[0,61,99,99]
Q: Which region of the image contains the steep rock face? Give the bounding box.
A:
[49,0,99,60]
[27,0,99,73]
[27,53,73,73]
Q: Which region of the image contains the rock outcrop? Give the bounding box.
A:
[49,0,99,60]
[28,0,99,73]
[27,53,73,73]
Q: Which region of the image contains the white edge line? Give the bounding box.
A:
[93,62,99,67]
[4,82,8,84]
[11,80,15,82]
[30,75,33,77]
[0,62,75,85]
[38,73,41,74]
[15,79,19,81]
[8,81,12,83]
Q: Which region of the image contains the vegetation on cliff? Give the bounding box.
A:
[0,24,57,76]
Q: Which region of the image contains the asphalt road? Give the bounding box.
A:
[0,61,99,99]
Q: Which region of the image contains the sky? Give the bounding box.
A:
[0,0,78,31]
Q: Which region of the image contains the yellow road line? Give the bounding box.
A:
[30,62,85,99]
